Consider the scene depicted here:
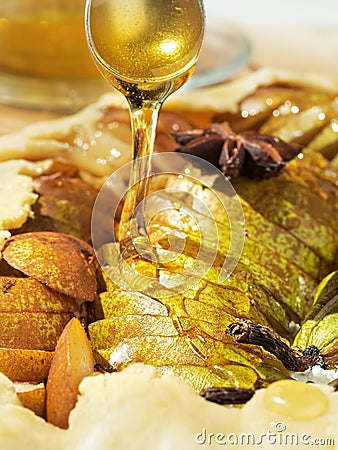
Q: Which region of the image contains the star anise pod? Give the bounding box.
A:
[173,122,303,179]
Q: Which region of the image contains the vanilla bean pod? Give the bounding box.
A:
[226,322,325,371]
[200,386,255,405]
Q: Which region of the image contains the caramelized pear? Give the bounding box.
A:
[0,348,53,383]
[231,157,338,268]
[15,382,46,418]
[2,232,97,302]
[0,277,78,314]
[17,171,99,244]
[46,318,95,429]
[293,271,338,368]
[90,150,337,392]
[260,96,338,146]
[215,86,309,132]
[0,277,81,351]
[307,118,338,160]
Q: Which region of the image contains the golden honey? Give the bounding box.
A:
[0,0,106,111]
[0,0,97,79]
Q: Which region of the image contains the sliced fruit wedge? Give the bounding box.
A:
[46,317,95,429]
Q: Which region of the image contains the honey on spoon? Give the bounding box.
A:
[85,0,205,264]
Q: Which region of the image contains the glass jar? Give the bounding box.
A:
[0,0,108,112]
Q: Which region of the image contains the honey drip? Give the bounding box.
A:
[86,0,205,266]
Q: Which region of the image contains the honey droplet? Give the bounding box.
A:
[263,379,329,421]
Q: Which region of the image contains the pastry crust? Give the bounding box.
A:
[0,68,336,180]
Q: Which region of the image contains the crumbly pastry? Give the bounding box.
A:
[0,67,337,181]
[0,365,337,450]
[166,67,338,114]
[0,159,52,253]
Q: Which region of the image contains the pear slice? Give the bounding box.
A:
[214,86,306,132]
[46,317,95,429]
[307,118,338,159]
[15,382,46,418]
[259,99,337,146]
[99,290,168,318]
[0,312,75,350]
[2,232,97,302]
[232,173,337,266]
[0,276,79,350]
[0,277,79,314]
[0,348,53,382]
[32,171,98,244]
[293,271,338,368]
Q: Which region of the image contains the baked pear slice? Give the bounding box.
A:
[46,317,95,429]
[2,232,97,302]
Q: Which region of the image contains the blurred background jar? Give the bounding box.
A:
[0,0,109,112]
